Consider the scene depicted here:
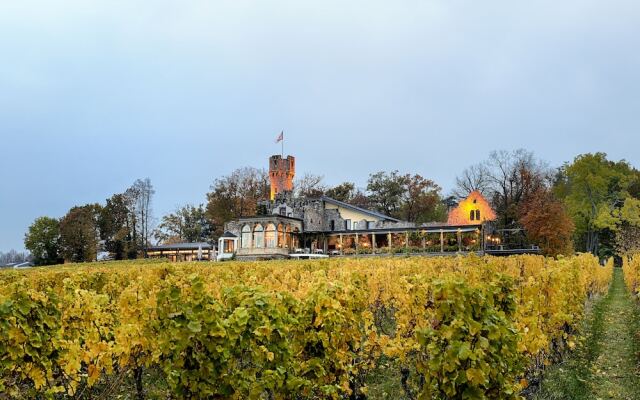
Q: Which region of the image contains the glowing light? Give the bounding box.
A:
[447,191,497,226]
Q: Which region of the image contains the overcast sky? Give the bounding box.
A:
[2,0,640,251]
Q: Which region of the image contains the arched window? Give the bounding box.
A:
[285,225,292,249]
[292,227,300,250]
[253,224,264,248]
[241,225,252,248]
[277,224,285,248]
[265,223,277,248]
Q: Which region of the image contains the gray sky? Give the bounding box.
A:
[2,0,640,251]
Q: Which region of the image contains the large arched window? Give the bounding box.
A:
[265,223,277,248]
[241,225,252,248]
[285,225,292,249]
[253,224,264,248]
[293,227,300,250]
[277,224,285,248]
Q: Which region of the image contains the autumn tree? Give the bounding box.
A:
[59,204,102,263]
[401,174,447,223]
[518,187,574,257]
[98,193,137,260]
[366,171,407,218]
[24,216,62,265]
[366,171,446,223]
[206,167,269,237]
[454,149,550,229]
[155,204,213,244]
[325,182,356,202]
[554,153,640,256]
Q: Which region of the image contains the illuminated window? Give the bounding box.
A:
[224,239,235,253]
[241,225,251,248]
[253,224,264,248]
[277,224,285,247]
[265,224,276,248]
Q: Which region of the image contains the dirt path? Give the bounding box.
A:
[534,268,640,400]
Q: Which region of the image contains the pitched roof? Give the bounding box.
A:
[220,231,238,238]
[320,196,400,222]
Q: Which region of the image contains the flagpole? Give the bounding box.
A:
[281,131,284,158]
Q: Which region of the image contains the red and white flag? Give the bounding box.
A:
[275,131,284,143]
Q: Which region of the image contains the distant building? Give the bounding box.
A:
[447,191,497,225]
[147,242,213,262]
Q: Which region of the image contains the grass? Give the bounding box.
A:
[532,267,640,400]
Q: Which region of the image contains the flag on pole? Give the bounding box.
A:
[275,131,284,143]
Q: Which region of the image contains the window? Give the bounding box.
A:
[345,219,352,230]
[277,224,285,247]
[241,225,252,248]
[475,210,481,221]
[470,210,475,221]
[280,207,287,216]
[330,220,335,231]
[265,224,276,248]
[253,224,264,248]
[224,239,235,253]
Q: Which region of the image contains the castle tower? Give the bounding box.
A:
[269,155,295,200]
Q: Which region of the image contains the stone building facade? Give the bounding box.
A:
[223,154,494,260]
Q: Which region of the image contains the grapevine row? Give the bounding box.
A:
[0,254,612,399]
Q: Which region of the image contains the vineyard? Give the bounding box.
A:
[0,254,612,399]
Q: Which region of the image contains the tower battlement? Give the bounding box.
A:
[269,155,295,200]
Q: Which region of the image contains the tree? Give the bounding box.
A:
[24,216,62,265]
[518,187,574,257]
[206,167,270,237]
[483,149,549,229]
[155,204,213,244]
[294,173,327,198]
[0,249,30,265]
[128,178,155,257]
[59,204,102,263]
[453,164,491,199]
[325,182,357,202]
[366,171,407,218]
[555,153,640,256]
[98,193,136,260]
[366,171,446,223]
[591,197,640,257]
[401,174,446,223]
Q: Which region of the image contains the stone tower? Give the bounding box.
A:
[269,155,295,200]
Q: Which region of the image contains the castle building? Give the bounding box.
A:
[217,153,537,261]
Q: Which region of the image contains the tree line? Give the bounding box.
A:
[23,150,640,265]
[24,179,155,265]
[0,250,30,266]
